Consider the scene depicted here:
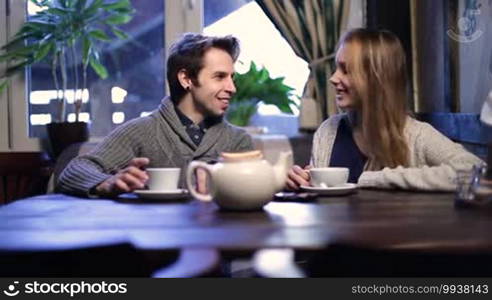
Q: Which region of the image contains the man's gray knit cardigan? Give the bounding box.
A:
[57,98,254,196]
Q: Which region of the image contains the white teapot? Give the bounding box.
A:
[186,150,292,210]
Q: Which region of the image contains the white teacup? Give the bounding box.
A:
[310,167,349,188]
[146,168,181,191]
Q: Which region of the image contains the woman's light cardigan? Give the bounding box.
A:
[310,114,483,191]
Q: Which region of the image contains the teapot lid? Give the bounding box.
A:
[220,150,263,162]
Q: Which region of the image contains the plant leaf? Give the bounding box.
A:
[1,33,37,51]
[229,61,297,124]
[33,41,53,62]
[82,36,91,66]
[6,59,34,76]
[0,44,38,61]
[75,0,88,11]
[226,100,258,126]
[25,19,58,28]
[89,54,108,79]
[84,0,104,16]
[46,7,71,16]
[110,27,129,39]
[114,7,136,14]
[103,0,131,10]
[0,80,8,94]
[105,14,132,25]
[29,0,50,9]
[89,29,111,41]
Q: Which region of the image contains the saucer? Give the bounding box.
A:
[300,183,357,196]
[134,189,189,200]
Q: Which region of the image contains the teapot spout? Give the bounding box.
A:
[273,151,293,191]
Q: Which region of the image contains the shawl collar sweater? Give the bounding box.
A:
[57,98,253,195]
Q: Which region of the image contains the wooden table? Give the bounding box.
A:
[1,190,492,252]
[1,190,492,276]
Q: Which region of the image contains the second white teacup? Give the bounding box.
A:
[146,168,181,191]
[310,167,349,188]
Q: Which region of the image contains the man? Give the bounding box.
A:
[57,33,254,197]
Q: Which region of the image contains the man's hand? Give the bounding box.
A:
[95,157,150,197]
[286,165,311,191]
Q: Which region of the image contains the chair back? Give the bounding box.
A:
[0,152,52,204]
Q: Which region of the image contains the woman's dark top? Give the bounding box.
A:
[329,116,367,183]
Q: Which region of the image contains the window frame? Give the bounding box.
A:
[2,0,203,152]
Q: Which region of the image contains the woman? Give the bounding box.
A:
[287,28,482,191]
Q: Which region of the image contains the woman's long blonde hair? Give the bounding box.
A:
[339,28,410,169]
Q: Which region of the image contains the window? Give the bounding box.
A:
[204,0,310,134]
[2,0,307,151]
[2,0,201,151]
[28,1,166,138]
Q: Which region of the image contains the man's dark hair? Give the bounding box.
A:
[167,33,240,103]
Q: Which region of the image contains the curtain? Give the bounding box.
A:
[256,0,348,129]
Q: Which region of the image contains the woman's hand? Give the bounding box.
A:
[286,165,311,190]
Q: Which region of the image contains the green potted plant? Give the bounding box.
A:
[226,62,298,128]
[0,0,134,157]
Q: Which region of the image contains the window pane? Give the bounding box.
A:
[28,1,166,138]
[204,0,309,135]
[204,0,309,111]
